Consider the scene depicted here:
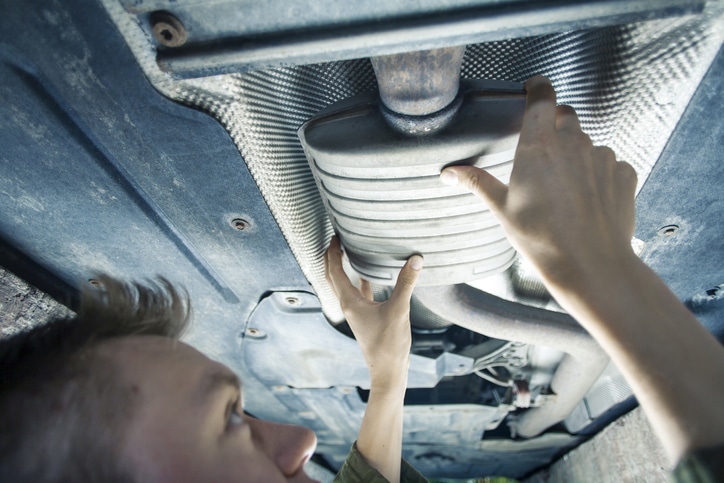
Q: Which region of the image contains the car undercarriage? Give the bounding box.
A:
[1,0,723,479]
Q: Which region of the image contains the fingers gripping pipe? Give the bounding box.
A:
[414,285,610,438]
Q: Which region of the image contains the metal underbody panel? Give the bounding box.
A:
[121,0,707,77]
[1,0,723,479]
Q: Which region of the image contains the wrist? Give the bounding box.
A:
[543,249,648,332]
[369,360,409,394]
[541,245,640,297]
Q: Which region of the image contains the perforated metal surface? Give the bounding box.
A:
[102,0,724,321]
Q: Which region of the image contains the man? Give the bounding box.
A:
[1,76,722,482]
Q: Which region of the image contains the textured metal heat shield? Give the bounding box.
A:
[102,0,724,321]
[299,81,525,286]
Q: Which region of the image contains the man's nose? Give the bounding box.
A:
[249,418,318,477]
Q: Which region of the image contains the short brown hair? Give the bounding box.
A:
[0,275,191,482]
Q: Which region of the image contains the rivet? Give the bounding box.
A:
[88,279,103,287]
[658,225,679,237]
[150,12,187,48]
[285,296,300,306]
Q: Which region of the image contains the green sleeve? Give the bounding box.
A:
[671,443,724,483]
[333,442,428,483]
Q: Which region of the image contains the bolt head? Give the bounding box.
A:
[285,296,300,306]
[245,327,266,339]
[151,12,187,48]
[231,218,250,231]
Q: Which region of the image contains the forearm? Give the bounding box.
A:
[325,237,422,482]
[443,76,724,467]
[547,252,724,463]
[356,368,408,483]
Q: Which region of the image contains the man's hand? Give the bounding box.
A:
[441,75,638,291]
[441,75,724,464]
[325,236,423,482]
[324,236,423,388]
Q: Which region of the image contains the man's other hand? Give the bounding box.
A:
[324,236,423,389]
[440,75,638,291]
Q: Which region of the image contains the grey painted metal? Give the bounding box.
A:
[310,392,580,478]
[414,285,610,438]
[110,0,703,77]
[242,290,580,478]
[299,80,525,287]
[242,291,475,389]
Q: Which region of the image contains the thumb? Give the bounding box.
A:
[388,255,423,307]
[441,165,508,212]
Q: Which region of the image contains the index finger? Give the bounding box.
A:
[519,76,557,145]
[324,236,363,305]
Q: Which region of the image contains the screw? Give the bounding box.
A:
[231,218,250,231]
[150,12,187,48]
[285,296,300,306]
[658,225,679,237]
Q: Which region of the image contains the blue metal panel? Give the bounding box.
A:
[635,44,724,339]
[0,0,311,417]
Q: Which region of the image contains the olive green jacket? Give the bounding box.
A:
[672,444,724,483]
[332,441,724,482]
[333,443,427,483]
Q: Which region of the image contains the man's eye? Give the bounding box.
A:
[227,405,244,428]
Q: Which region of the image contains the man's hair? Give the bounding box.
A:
[0,275,191,482]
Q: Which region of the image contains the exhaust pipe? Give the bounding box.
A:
[415,284,609,438]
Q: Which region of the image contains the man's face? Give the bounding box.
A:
[96,336,318,482]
